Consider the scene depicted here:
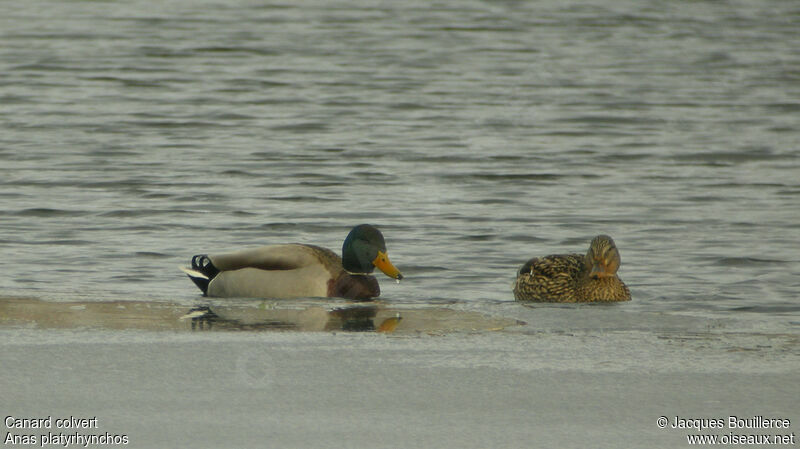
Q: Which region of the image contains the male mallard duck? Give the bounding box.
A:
[181,224,403,300]
[513,235,630,302]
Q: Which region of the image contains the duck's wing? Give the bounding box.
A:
[514,253,585,302]
[206,244,325,272]
[518,253,584,279]
[181,244,334,296]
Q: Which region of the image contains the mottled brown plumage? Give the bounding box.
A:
[513,235,631,302]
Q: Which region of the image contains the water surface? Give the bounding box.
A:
[1,0,799,327]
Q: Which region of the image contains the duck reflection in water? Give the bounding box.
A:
[0,298,514,334]
[183,303,402,333]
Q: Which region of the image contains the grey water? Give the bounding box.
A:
[1,0,799,324]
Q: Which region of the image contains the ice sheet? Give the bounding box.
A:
[1,297,797,448]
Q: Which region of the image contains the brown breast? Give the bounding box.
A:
[328,272,380,300]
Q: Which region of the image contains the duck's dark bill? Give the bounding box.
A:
[589,263,611,278]
[0,297,519,334]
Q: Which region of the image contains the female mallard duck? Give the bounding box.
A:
[181,224,403,300]
[513,235,630,302]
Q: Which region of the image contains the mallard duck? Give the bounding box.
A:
[181,224,403,300]
[513,235,630,302]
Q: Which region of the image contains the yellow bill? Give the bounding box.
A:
[372,250,403,280]
[377,314,402,333]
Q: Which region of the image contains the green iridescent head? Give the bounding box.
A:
[342,224,403,279]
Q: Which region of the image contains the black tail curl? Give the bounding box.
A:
[187,255,220,295]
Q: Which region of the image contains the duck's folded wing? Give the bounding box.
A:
[524,253,584,278]
[208,244,319,272]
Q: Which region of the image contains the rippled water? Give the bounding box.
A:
[1,0,799,322]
